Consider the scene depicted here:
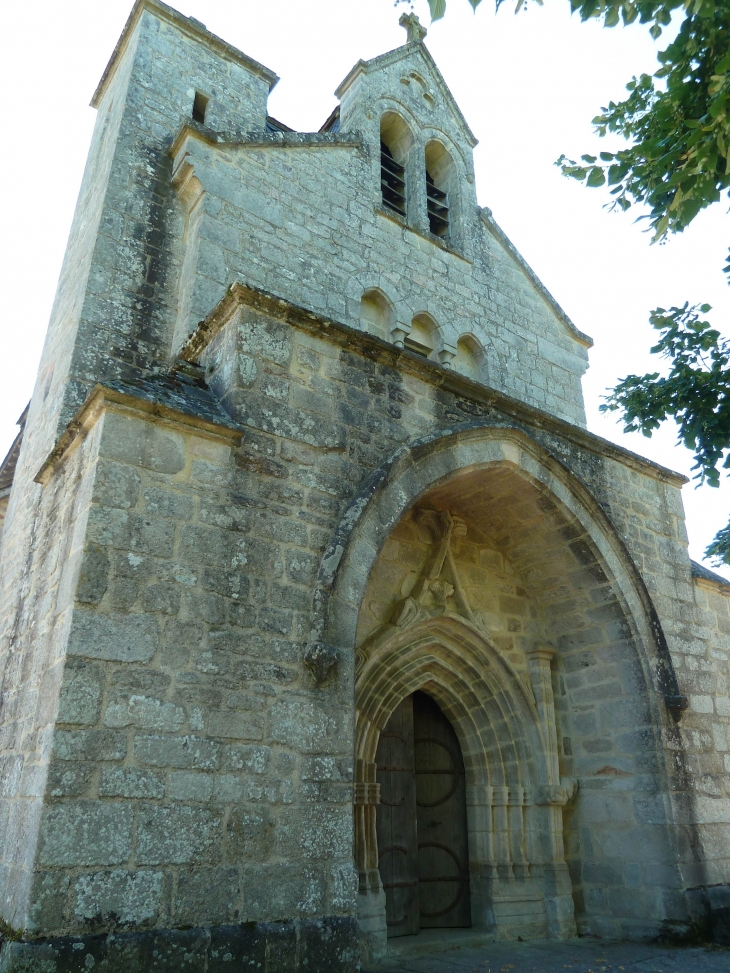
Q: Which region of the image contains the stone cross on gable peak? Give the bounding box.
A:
[399,12,427,44]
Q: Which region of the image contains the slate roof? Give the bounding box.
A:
[0,405,28,494]
[691,559,730,589]
[103,364,242,432]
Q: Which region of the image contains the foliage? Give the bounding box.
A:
[602,303,730,564]
[553,1,730,566]
[0,917,24,943]
[556,3,730,255]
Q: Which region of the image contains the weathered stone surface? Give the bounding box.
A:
[38,804,134,867]
[133,735,221,770]
[67,609,158,663]
[269,697,348,754]
[135,806,222,865]
[0,917,360,972]
[0,1,729,966]
[98,768,165,799]
[225,807,275,861]
[55,662,103,726]
[72,869,164,927]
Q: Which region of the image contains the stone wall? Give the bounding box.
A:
[27,404,355,941]
[1,262,727,968]
[0,419,103,930]
[171,116,591,429]
[2,1,730,967]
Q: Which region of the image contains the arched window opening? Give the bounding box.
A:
[380,113,413,218]
[360,290,392,341]
[406,314,436,359]
[425,141,454,240]
[453,335,484,380]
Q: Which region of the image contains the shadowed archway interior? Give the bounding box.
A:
[351,454,673,956]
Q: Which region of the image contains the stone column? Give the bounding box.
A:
[527,646,577,939]
[491,785,512,879]
[354,767,386,963]
[526,645,560,785]
[466,784,497,931]
[508,786,529,879]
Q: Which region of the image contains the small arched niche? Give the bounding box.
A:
[406,313,438,359]
[424,140,455,240]
[381,113,414,218]
[453,334,485,381]
[360,289,393,341]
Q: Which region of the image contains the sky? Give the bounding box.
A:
[1,0,728,575]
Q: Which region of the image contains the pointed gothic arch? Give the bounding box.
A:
[311,423,687,960]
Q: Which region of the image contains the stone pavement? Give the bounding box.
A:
[364,937,730,973]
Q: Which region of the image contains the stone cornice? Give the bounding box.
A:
[480,208,594,349]
[91,0,279,109]
[179,281,687,488]
[169,120,362,163]
[35,383,242,486]
[691,559,730,592]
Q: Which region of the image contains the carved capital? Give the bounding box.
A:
[526,644,556,665]
[303,641,339,685]
[354,782,380,806]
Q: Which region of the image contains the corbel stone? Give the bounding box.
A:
[534,778,578,807]
[303,641,339,685]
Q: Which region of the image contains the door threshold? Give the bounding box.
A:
[379,928,498,965]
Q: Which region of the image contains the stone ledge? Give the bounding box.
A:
[179,280,688,488]
[170,119,363,159]
[34,378,243,486]
[375,207,472,264]
[0,916,359,973]
[691,559,730,593]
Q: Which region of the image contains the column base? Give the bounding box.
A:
[357,888,387,966]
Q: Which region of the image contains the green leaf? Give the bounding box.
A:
[586,166,606,186]
[428,0,447,21]
[581,154,598,163]
[650,22,662,38]
[468,0,483,8]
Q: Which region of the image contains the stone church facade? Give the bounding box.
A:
[1,1,729,969]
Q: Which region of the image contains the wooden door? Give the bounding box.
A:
[375,695,419,937]
[413,691,472,928]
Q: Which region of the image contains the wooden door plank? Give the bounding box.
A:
[376,695,420,937]
[414,691,472,928]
